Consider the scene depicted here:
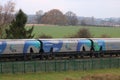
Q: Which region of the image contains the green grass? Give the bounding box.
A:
[88,26,120,38]
[26,25,120,38]
[26,25,79,38]
[0,68,120,80]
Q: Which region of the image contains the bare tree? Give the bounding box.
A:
[0,1,15,26]
[36,10,43,24]
[80,17,95,26]
[41,9,67,25]
[65,11,78,25]
[81,19,87,26]
[0,1,15,38]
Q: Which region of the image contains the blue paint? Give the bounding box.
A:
[10,44,16,52]
[42,40,63,53]
[23,40,40,54]
[0,41,7,54]
[96,39,106,50]
[65,43,72,50]
[77,40,91,51]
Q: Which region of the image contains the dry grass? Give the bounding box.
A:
[65,74,120,80]
[82,74,120,80]
[26,24,57,27]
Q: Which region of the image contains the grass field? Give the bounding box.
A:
[26,25,120,38]
[0,68,120,80]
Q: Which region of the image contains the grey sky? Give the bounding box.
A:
[1,0,120,18]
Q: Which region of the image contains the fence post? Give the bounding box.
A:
[118,58,120,68]
[117,58,120,68]
[34,61,36,72]
[54,60,57,72]
[100,58,103,69]
[64,60,67,71]
[24,61,26,73]
[109,58,111,68]
[12,62,15,74]
[91,59,93,70]
[73,60,76,71]
[0,62,2,73]
[82,60,84,70]
[44,61,46,72]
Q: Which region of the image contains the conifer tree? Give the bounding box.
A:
[5,9,34,39]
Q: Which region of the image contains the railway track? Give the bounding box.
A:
[1,55,120,62]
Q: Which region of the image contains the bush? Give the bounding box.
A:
[100,34,111,38]
[36,34,52,38]
[68,28,93,38]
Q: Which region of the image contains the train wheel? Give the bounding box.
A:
[94,53,99,58]
[98,53,101,58]
[90,55,92,58]
[115,53,118,57]
[23,55,27,61]
[51,53,55,60]
[39,55,42,60]
[69,55,75,59]
[100,53,104,57]
[80,55,84,58]
[90,53,93,58]
[51,56,55,59]
[80,53,84,58]
[28,53,33,60]
[42,56,46,60]
[45,56,49,60]
[110,54,112,57]
[75,54,79,59]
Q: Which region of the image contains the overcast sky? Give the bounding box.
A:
[1,0,120,18]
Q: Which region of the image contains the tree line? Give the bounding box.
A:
[30,9,120,27]
[0,1,112,39]
[36,9,78,26]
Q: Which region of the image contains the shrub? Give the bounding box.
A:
[100,34,111,38]
[68,28,93,38]
[36,34,52,38]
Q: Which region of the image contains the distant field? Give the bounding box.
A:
[0,68,120,80]
[26,25,120,38]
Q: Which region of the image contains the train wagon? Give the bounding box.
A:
[39,38,92,58]
[91,38,120,57]
[0,39,41,60]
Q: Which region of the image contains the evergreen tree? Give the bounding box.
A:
[5,9,34,39]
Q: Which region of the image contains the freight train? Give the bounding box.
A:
[0,38,120,60]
